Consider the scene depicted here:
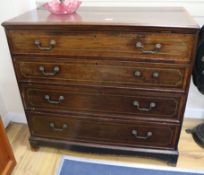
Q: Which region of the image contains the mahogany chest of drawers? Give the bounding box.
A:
[2,7,199,165]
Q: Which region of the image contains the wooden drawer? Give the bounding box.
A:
[8,30,195,62]
[14,57,188,91]
[28,111,180,149]
[21,84,184,121]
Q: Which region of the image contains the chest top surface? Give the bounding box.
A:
[2,6,199,30]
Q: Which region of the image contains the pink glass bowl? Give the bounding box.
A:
[43,0,81,15]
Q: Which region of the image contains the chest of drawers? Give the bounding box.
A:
[2,7,199,165]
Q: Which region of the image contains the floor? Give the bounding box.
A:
[6,119,204,175]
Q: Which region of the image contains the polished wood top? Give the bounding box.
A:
[2,6,199,30]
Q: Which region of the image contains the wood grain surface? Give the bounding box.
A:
[2,7,199,30]
[14,57,189,91]
[21,85,185,122]
[6,119,204,175]
[0,117,16,175]
[2,6,199,165]
[7,30,195,62]
[27,111,180,149]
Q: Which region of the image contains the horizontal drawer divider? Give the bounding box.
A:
[25,109,181,124]
[18,81,188,94]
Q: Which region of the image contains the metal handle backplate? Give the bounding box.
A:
[132,100,156,112]
[134,70,160,79]
[134,70,142,77]
[39,65,60,76]
[152,72,160,78]
[44,95,64,104]
[34,39,56,51]
[136,41,162,54]
[49,122,68,132]
[132,129,152,139]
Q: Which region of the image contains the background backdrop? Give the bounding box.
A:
[1,0,204,126]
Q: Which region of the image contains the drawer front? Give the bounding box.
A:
[8,30,195,62]
[14,58,187,91]
[28,112,180,149]
[21,85,184,121]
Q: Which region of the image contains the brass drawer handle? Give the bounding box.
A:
[44,95,64,104]
[49,122,68,132]
[132,129,153,139]
[34,39,56,51]
[152,72,160,78]
[39,65,60,76]
[132,100,156,112]
[136,41,162,54]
